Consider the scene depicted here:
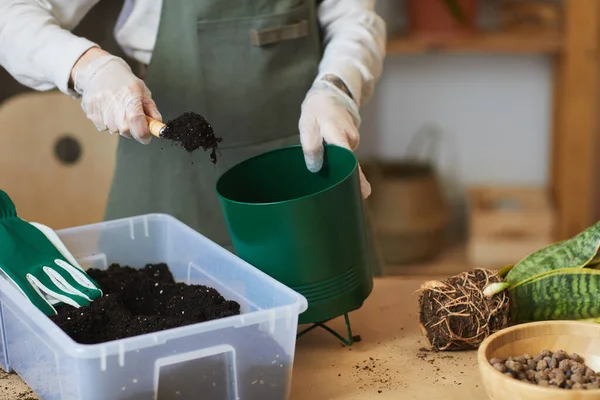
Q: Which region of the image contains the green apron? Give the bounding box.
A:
[104,0,383,275]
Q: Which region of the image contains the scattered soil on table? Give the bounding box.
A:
[0,369,39,400]
[415,350,469,386]
[49,263,240,344]
[351,357,395,393]
[490,350,600,389]
[418,268,510,351]
[161,112,223,163]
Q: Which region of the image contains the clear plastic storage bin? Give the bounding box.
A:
[0,214,307,400]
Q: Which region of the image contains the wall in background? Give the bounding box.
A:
[359,0,554,240]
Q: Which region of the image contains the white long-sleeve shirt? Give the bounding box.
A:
[0,0,386,107]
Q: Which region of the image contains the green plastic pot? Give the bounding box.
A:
[216,144,373,325]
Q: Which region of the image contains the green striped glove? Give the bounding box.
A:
[0,190,102,316]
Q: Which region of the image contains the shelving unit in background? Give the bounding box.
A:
[383,0,600,241]
[387,29,563,55]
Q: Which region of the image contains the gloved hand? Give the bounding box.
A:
[72,50,162,144]
[0,191,103,316]
[299,79,371,199]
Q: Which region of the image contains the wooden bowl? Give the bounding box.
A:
[478,321,600,400]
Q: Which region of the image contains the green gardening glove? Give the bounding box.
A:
[0,190,102,316]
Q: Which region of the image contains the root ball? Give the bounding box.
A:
[418,268,510,351]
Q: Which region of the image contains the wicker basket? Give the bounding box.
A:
[366,126,450,265]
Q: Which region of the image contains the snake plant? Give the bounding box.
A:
[484,220,600,323]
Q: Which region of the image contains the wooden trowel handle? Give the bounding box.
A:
[146,116,166,138]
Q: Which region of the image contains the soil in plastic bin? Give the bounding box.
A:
[49,263,240,344]
[161,112,223,163]
[48,263,292,400]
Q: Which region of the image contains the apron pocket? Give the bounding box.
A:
[196,3,321,148]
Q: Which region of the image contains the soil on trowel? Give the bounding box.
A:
[49,263,240,344]
[161,112,223,163]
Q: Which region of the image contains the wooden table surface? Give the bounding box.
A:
[291,277,489,400]
[0,276,489,400]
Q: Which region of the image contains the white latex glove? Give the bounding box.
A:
[299,80,371,199]
[73,52,161,144]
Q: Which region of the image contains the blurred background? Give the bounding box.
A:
[0,0,595,277]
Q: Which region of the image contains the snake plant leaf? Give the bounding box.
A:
[487,263,562,297]
[509,268,600,324]
[504,221,600,286]
[498,264,515,278]
[585,251,600,268]
[578,317,600,323]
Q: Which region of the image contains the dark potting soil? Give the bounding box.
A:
[49,263,240,344]
[47,263,292,400]
[161,112,223,163]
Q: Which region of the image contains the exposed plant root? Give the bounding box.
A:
[418,268,510,351]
